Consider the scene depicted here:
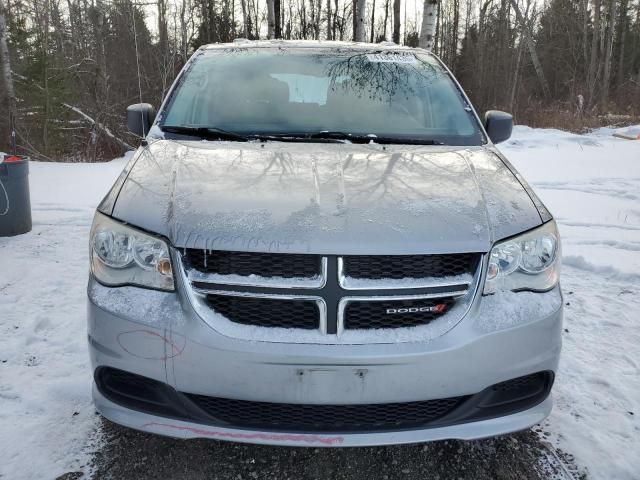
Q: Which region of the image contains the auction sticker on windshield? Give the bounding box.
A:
[366,53,417,63]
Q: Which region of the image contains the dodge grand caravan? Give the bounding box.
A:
[88,41,562,446]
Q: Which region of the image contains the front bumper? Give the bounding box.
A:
[87,276,563,445]
[93,381,553,446]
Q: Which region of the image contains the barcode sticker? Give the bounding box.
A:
[366,53,417,63]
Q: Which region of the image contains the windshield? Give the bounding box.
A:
[161,47,485,146]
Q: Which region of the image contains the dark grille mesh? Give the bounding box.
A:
[185,394,465,432]
[344,298,453,329]
[205,295,320,329]
[343,253,480,279]
[492,372,549,392]
[184,249,321,278]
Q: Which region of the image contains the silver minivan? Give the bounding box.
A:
[88,41,562,446]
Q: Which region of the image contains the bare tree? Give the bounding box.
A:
[509,0,550,98]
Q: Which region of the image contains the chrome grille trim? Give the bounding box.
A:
[191,288,328,335]
[185,256,328,290]
[177,249,486,342]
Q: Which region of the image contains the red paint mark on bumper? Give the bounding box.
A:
[117,329,184,360]
[141,422,344,446]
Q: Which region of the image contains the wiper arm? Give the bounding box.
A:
[161,125,248,142]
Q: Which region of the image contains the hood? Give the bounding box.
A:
[106,140,543,255]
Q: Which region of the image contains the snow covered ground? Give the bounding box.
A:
[0,157,130,479]
[500,126,640,480]
[0,127,638,479]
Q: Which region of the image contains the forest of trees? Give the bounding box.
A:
[1,0,639,160]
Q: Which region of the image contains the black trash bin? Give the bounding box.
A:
[0,155,32,237]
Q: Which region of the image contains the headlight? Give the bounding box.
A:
[484,220,560,294]
[90,213,174,291]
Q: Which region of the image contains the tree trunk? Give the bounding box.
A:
[509,0,550,98]
[179,0,190,59]
[392,0,400,43]
[600,0,616,108]
[267,0,276,38]
[616,0,628,91]
[581,0,588,66]
[419,0,438,50]
[451,0,459,69]
[274,0,281,38]
[157,0,168,50]
[316,0,322,39]
[0,0,17,152]
[587,0,601,107]
[355,0,366,41]
[383,0,389,39]
[334,0,339,39]
[239,0,249,37]
[509,40,524,112]
[370,0,376,42]
[326,0,332,39]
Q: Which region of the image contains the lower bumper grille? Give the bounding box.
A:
[96,368,554,434]
[205,294,320,330]
[185,394,464,432]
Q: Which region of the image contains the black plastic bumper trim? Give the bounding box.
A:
[95,368,554,434]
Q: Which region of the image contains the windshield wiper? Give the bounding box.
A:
[161,125,248,142]
[307,131,443,145]
[307,131,374,143]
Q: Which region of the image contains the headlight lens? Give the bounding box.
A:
[90,213,174,291]
[484,221,560,294]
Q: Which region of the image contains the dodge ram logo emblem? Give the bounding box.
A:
[386,304,448,315]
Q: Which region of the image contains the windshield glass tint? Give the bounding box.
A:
[162,48,484,145]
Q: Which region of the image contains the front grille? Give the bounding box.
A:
[342,253,480,279]
[184,249,321,278]
[344,298,453,330]
[185,252,480,337]
[185,394,465,432]
[205,294,320,329]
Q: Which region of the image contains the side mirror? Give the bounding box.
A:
[485,110,513,144]
[127,103,156,137]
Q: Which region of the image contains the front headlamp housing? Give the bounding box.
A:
[484,220,560,294]
[90,212,174,291]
